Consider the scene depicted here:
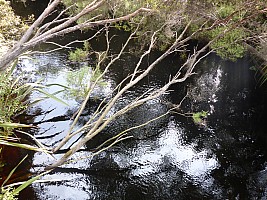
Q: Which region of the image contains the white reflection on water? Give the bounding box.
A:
[20,52,116,149]
[189,66,224,114]
[33,173,90,200]
[159,121,218,177]
[128,119,219,183]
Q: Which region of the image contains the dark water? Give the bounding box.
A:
[13,46,267,200]
[5,1,267,199]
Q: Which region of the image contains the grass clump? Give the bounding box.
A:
[0,188,18,200]
[0,70,27,135]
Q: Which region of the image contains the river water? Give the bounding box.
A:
[6,1,267,199]
[14,43,267,200]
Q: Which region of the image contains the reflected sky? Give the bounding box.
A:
[17,48,263,200]
[128,119,219,178]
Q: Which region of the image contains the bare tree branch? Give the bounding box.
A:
[0,0,152,71]
[44,19,216,170]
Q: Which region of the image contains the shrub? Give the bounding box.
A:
[0,0,27,41]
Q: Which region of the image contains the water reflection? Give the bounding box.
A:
[17,48,267,200]
[129,119,218,178]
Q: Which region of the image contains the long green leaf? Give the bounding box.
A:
[0,135,19,142]
[7,59,18,78]
[27,97,47,107]
[16,130,54,158]
[24,82,46,88]
[0,122,33,128]
[1,155,28,187]
[14,80,44,102]
[28,90,66,107]
[12,170,52,195]
[0,140,51,153]
[259,65,267,86]
[11,75,21,89]
[34,88,69,106]
[3,177,64,188]
[13,84,35,102]
[46,83,69,89]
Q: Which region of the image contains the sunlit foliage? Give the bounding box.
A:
[0,0,27,40]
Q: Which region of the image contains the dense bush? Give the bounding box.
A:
[0,0,27,41]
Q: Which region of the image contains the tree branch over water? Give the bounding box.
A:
[1,0,266,171]
[0,0,153,70]
[44,19,218,169]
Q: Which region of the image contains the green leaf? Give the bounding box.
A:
[1,155,28,187]
[0,122,33,128]
[16,130,54,158]
[0,140,50,153]
[12,170,52,195]
[34,88,69,106]
[45,83,69,89]
[6,58,18,78]
[192,111,207,124]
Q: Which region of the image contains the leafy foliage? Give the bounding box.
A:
[0,187,17,200]
[192,111,207,124]
[61,0,262,60]
[66,40,107,100]
[68,41,91,62]
[65,65,106,100]
[62,0,187,51]
[0,0,27,40]
[0,70,27,133]
[0,62,68,135]
[188,1,252,61]
[209,27,247,61]
[69,48,88,62]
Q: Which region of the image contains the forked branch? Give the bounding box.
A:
[45,20,214,170]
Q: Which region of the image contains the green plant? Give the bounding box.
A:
[0,187,17,200]
[0,63,67,197]
[68,41,91,62]
[258,65,267,85]
[0,155,52,200]
[217,4,235,19]
[0,135,51,153]
[65,65,106,100]
[0,0,28,41]
[68,48,88,62]
[192,111,208,124]
[0,67,27,133]
[209,27,247,61]
[0,61,68,136]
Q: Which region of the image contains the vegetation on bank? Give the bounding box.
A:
[0,1,63,198]
[0,2,30,198]
[0,66,27,134]
[0,0,28,136]
[0,0,28,56]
